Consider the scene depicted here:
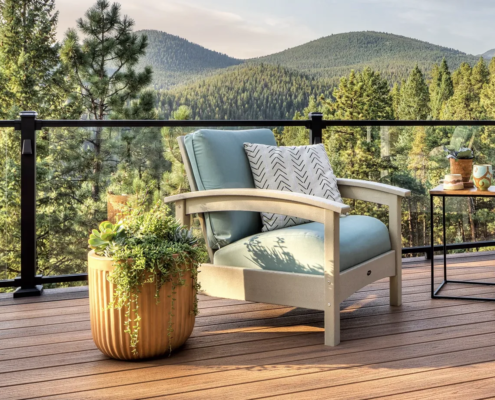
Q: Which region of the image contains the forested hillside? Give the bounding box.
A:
[252,31,479,85]
[481,48,495,60]
[156,64,331,120]
[136,30,243,89]
[141,30,480,90]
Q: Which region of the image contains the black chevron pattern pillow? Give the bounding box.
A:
[243,143,343,232]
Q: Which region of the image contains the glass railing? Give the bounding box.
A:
[2,113,495,295]
[0,126,20,291]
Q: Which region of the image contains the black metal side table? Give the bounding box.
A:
[430,184,495,301]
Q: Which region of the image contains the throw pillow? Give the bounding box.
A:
[243,143,343,231]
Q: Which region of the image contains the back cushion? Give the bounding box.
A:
[184,129,277,249]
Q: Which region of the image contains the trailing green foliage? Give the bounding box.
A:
[91,198,206,353]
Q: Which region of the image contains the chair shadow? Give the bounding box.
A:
[242,235,322,275]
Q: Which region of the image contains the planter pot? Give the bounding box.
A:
[88,251,196,360]
[107,194,131,223]
[449,158,473,184]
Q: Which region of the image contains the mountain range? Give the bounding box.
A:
[137,30,484,90]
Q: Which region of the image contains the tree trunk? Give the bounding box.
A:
[468,198,476,243]
[407,198,414,247]
[92,126,102,201]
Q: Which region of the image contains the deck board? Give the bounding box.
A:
[1,254,495,399]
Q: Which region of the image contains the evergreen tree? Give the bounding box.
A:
[443,62,483,120]
[397,65,430,120]
[0,0,76,118]
[108,91,163,199]
[391,82,401,119]
[161,106,192,195]
[481,65,495,118]
[429,59,453,119]
[281,96,320,147]
[60,0,153,199]
[0,0,80,280]
[471,57,490,94]
[325,68,392,179]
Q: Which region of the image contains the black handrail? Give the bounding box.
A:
[3,111,495,297]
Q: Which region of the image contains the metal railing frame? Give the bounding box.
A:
[2,111,495,297]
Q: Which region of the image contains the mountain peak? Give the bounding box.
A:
[136,29,242,90]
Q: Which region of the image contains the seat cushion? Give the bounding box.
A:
[184,129,277,249]
[213,216,392,274]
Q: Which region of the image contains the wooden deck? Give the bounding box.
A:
[2,254,495,399]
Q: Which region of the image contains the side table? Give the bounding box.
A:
[430,184,495,301]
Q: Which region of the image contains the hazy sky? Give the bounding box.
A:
[56,0,495,59]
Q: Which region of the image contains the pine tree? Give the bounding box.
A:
[397,65,430,120]
[60,0,153,200]
[0,0,79,280]
[325,68,392,180]
[108,91,163,199]
[471,57,490,94]
[391,82,401,119]
[481,66,495,118]
[443,62,483,120]
[429,59,453,119]
[0,0,76,118]
[161,106,192,195]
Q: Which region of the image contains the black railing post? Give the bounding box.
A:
[309,112,323,144]
[14,111,42,298]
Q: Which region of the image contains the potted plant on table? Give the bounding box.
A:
[87,199,205,360]
[444,145,474,186]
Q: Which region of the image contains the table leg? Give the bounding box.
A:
[431,194,435,298]
[443,196,447,282]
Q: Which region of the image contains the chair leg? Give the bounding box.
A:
[389,198,403,307]
[390,275,402,306]
[324,303,340,346]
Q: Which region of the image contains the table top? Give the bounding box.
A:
[430,184,495,196]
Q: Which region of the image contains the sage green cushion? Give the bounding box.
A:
[213,216,392,274]
[184,129,276,249]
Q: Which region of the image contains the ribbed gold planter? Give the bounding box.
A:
[88,251,196,360]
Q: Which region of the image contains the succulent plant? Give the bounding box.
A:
[444,146,474,160]
[88,221,124,256]
[171,225,198,247]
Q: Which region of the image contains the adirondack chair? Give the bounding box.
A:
[164,129,411,346]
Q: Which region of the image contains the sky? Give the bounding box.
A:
[55,0,495,59]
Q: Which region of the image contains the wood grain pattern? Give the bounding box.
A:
[88,251,195,360]
[2,252,495,399]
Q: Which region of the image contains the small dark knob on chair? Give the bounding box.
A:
[367,270,372,276]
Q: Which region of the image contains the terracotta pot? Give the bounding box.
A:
[88,251,196,360]
[107,193,132,223]
[449,158,473,183]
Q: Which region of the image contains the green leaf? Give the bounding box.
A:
[100,233,114,241]
[99,221,112,231]
[89,238,106,246]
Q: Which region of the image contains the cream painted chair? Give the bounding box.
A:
[164,129,411,346]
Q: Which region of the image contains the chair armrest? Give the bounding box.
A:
[165,188,350,214]
[337,179,411,197]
